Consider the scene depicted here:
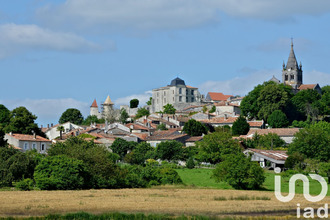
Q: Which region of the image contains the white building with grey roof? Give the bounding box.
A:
[151,77,202,113]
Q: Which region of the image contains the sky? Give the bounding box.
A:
[0,0,330,126]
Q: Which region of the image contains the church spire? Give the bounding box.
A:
[286,39,298,70]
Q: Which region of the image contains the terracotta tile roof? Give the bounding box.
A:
[186,85,197,89]
[186,136,203,142]
[247,128,300,137]
[208,92,233,101]
[7,133,51,142]
[91,99,98,107]
[248,121,264,127]
[182,105,204,111]
[298,84,317,90]
[247,148,288,161]
[132,133,149,141]
[147,129,185,141]
[199,116,238,124]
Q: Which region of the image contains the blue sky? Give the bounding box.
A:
[0,0,330,126]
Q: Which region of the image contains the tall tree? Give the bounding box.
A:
[130,99,139,108]
[183,119,208,136]
[267,110,289,128]
[119,109,129,124]
[291,89,321,121]
[232,116,250,136]
[135,108,150,119]
[162,104,176,114]
[4,106,42,136]
[156,140,183,161]
[59,108,84,124]
[0,104,11,128]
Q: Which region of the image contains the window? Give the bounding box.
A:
[179,96,182,102]
[172,90,174,94]
[164,91,166,95]
[157,99,159,104]
[191,97,194,102]
[191,90,194,95]
[179,88,182,94]
[157,92,159,97]
[173,97,174,101]
[186,90,188,95]
[290,75,294,80]
[24,142,29,150]
[164,98,166,103]
[285,75,288,81]
[186,97,188,102]
[32,143,37,150]
[41,144,45,151]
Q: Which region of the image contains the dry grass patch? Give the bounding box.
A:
[0,188,329,218]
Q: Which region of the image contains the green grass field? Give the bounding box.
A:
[176,168,330,196]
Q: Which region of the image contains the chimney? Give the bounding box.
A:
[9,131,12,135]
[47,124,49,128]
[40,125,43,128]
[32,131,36,139]
[51,123,53,127]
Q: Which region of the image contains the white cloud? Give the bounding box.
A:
[115,91,152,107]
[198,70,281,96]
[35,0,330,32]
[304,70,330,87]
[0,23,108,58]
[198,69,330,97]
[0,98,90,126]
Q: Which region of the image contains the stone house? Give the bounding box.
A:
[244,148,288,169]
[5,133,51,154]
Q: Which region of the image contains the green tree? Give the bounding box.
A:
[319,162,330,184]
[48,137,124,189]
[186,157,195,169]
[257,83,292,121]
[0,104,11,128]
[4,106,43,136]
[232,116,250,136]
[0,129,7,147]
[57,126,64,140]
[130,99,139,108]
[135,108,150,119]
[125,142,155,165]
[110,138,137,160]
[288,122,330,162]
[146,97,152,106]
[291,89,321,121]
[241,83,266,120]
[319,86,330,116]
[82,115,105,126]
[182,119,208,136]
[209,106,216,113]
[162,104,176,114]
[267,110,289,128]
[59,108,84,124]
[197,132,241,164]
[157,123,168,130]
[34,155,88,190]
[256,133,286,150]
[120,109,129,124]
[213,153,265,189]
[156,140,183,161]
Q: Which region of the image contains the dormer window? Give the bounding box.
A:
[290,75,294,80]
[285,75,288,81]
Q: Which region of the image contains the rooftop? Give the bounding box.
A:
[6,133,51,142]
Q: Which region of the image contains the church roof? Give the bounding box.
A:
[170,77,185,86]
[91,99,98,108]
[286,41,299,70]
[269,75,281,84]
[104,95,114,105]
[298,84,318,90]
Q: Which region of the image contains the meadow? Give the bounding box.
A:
[0,168,329,219]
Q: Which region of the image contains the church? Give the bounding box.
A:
[271,40,321,94]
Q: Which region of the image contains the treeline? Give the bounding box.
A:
[241,82,329,127]
[0,137,182,190]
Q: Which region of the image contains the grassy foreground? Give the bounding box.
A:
[176,169,330,196]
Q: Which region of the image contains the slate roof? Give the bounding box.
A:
[146,129,185,141]
[170,77,185,86]
[286,42,299,70]
[7,133,51,142]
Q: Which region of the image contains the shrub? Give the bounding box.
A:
[213,153,265,189]
[15,178,34,191]
[34,155,88,190]
[232,116,250,136]
[186,157,195,169]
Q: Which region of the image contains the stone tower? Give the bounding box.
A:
[102,95,114,119]
[282,40,303,89]
[90,99,102,119]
